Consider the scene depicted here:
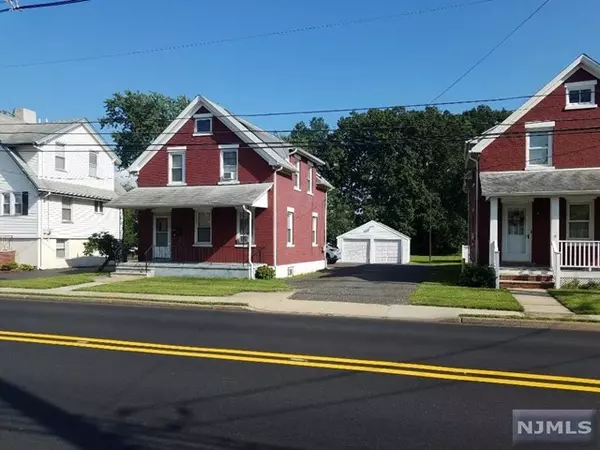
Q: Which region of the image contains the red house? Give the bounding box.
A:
[109,96,332,278]
[467,54,600,288]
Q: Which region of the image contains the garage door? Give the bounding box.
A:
[373,240,401,264]
[342,239,369,263]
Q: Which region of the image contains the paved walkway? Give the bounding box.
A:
[510,289,573,316]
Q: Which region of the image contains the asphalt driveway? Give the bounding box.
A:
[287,263,433,305]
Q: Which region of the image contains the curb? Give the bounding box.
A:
[0,293,249,310]
[459,316,600,331]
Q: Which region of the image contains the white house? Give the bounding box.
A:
[0,108,123,269]
[337,220,411,264]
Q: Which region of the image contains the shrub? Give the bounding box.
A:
[0,261,19,271]
[255,265,276,280]
[457,263,496,288]
[19,263,35,271]
[561,279,581,290]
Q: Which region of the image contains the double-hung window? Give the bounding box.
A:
[94,201,104,214]
[13,193,22,215]
[62,197,72,222]
[56,239,67,258]
[89,152,98,177]
[2,193,10,215]
[193,114,213,136]
[565,80,597,110]
[168,147,186,184]
[287,207,294,246]
[195,210,212,246]
[568,202,593,240]
[293,159,301,190]
[525,122,554,169]
[55,143,66,171]
[220,144,239,183]
[311,213,318,246]
[236,209,255,245]
[307,166,313,195]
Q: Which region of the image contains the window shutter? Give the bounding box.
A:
[22,192,28,216]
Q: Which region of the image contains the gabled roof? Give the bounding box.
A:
[469,54,600,154]
[128,95,324,173]
[337,220,410,240]
[3,146,119,201]
[0,113,120,164]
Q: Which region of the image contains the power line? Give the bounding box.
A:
[0,0,88,14]
[0,0,498,70]
[0,90,586,126]
[429,0,551,103]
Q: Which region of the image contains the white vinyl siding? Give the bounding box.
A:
[0,150,38,237]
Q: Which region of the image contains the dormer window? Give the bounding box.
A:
[193,113,213,136]
[565,80,597,110]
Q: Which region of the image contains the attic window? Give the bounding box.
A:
[565,80,597,110]
[193,113,213,136]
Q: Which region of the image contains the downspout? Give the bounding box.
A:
[242,204,254,279]
[272,165,284,269]
[38,191,51,269]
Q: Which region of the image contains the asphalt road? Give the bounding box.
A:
[288,264,431,304]
[0,298,598,449]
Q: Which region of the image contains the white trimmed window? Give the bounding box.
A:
[287,207,294,246]
[312,213,318,246]
[567,202,593,240]
[220,144,239,183]
[195,210,212,246]
[565,80,597,110]
[94,201,104,214]
[307,166,313,195]
[62,197,72,222]
[236,209,255,245]
[55,143,66,171]
[194,113,213,136]
[168,147,186,184]
[525,122,554,168]
[293,159,301,191]
[89,152,98,177]
[56,239,67,258]
[13,193,22,215]
[2,193,10,215]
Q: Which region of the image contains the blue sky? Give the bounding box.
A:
[0,0,598,132]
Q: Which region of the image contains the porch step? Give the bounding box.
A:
[114,263,152,277]
[499,279,554,289]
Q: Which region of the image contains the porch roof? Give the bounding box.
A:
[106,183,273,209]
[481,169,600,197]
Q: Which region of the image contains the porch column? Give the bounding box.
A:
[489,197,499,265]
[550,196,560,268]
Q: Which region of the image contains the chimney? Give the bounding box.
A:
[13,108,37,123]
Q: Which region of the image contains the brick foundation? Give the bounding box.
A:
[0,251,16,264]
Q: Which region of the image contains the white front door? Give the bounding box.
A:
[503,204,531,262]
[153,216,171,260]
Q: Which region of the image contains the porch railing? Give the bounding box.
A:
[559,240,600,270]
[142,244,265,266]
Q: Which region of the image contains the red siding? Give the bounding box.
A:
[480,69,600,172]
[138,109,273,187]
[276,158,326,266]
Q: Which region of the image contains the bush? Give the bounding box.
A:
[457,263,496,288]
[0,261,19,272]
[19,263,35,271]
[255,265,276,280]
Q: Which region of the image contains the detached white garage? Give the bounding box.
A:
[337,221,410,264]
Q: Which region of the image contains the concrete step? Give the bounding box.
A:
[500,274,553,282]
[500,279,554,289]
[114,264,150,277]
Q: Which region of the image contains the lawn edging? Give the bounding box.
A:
[459,314,600,331]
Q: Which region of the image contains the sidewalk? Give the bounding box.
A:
[510,289,573,316]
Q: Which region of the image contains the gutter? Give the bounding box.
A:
[467,150,479,264]
[38,192,52,269]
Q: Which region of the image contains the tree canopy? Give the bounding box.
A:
[99,91,190,167]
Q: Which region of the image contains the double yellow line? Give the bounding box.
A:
[0,330,599,393]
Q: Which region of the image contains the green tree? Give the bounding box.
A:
[99,91,190,167]
[83,232,121,272]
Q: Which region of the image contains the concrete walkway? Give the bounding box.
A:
[510,289,573,316]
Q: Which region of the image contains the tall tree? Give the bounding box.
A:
[99,91,190,167]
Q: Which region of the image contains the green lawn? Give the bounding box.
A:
[0,273,100,289]
[78,277,290,297]
[548,290,600,314]
[409,264,523,311]
[410,255,462,265]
